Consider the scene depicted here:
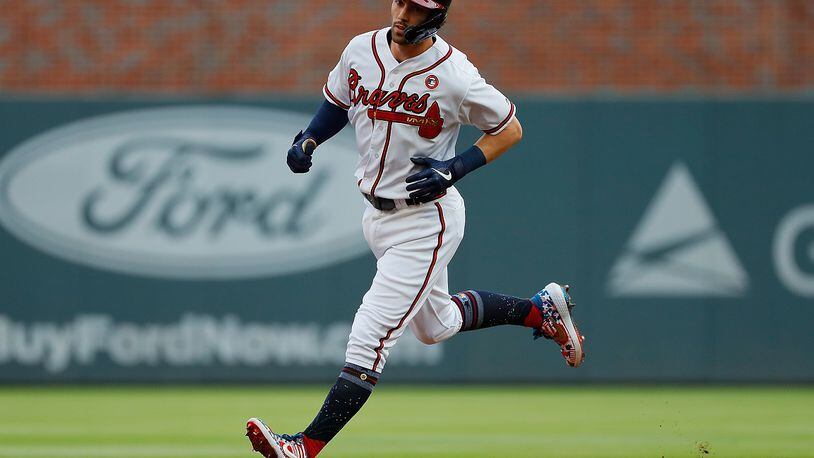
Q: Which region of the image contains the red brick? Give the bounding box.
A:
[0,0,811,94]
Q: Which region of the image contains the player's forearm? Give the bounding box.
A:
[413,117,523,189]
[287,101,350,173]
[304,100,350,144]
[475,117,523,163]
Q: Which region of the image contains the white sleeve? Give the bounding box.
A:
[323,46,351,110]
[458,72,516,135]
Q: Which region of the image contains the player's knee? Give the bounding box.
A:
[412,328,444,345]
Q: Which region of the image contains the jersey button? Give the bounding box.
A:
[389,82,395,88]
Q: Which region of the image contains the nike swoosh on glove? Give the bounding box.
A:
[287,131,318,173]
[405,156,463,202]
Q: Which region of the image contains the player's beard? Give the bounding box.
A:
[391,23,410,45]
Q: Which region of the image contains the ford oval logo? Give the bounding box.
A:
[0,106,367,279]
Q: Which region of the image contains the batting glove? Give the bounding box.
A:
[405,146,487,202]
[287,131,318,173]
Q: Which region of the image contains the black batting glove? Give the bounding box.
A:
[406,146,487,202]
[406,156,464,202]
[287,131,318,173]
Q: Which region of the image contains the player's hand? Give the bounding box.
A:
[287,131,318,173]
[405,156,460,202]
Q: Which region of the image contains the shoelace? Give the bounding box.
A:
[532,293,562,341]
[532,291,578,341]
[274,433,309,458]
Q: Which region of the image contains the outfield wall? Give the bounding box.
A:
[0,99,812,382]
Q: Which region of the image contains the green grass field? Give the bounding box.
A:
[0,386,812,457]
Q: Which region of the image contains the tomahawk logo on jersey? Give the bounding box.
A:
[323,28,516,199]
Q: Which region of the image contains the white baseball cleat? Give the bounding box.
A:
[530,282,586,367]
[246,418,310,458]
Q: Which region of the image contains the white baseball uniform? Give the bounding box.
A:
[323,27,516,372]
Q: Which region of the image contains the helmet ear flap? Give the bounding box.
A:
[403,10,448,44]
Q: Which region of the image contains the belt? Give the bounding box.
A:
[363,191,446,211]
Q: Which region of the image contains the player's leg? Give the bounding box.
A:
[410,283,585,368]
[453,285,585,366]
[409,273,550,341]
[247,199,465,457]
[408,267,461,345]
[305,203,463,453]
[407,267,585,366]
[344,195,465,372]
[451,290,539,332]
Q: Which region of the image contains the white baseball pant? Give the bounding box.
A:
[345,187,465,372]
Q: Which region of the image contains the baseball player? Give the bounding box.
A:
[247,1,585,456]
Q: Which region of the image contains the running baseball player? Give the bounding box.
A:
[247,1,585,456]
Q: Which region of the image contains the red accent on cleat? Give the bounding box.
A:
[246,422,278,458]
[523,303,543,329]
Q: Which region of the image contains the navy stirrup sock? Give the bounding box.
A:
[452,290,542,331]
[302,363,380,453]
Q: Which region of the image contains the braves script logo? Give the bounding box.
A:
[348,69,444,139]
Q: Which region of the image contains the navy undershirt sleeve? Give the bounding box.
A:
[453,145,487,178]
[305,100,350,144]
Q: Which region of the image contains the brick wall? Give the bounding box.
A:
[1,0,812,95]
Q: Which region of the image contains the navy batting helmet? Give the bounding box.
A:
[404,0,452,45]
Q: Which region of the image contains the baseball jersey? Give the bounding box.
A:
[323,27,516,200]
